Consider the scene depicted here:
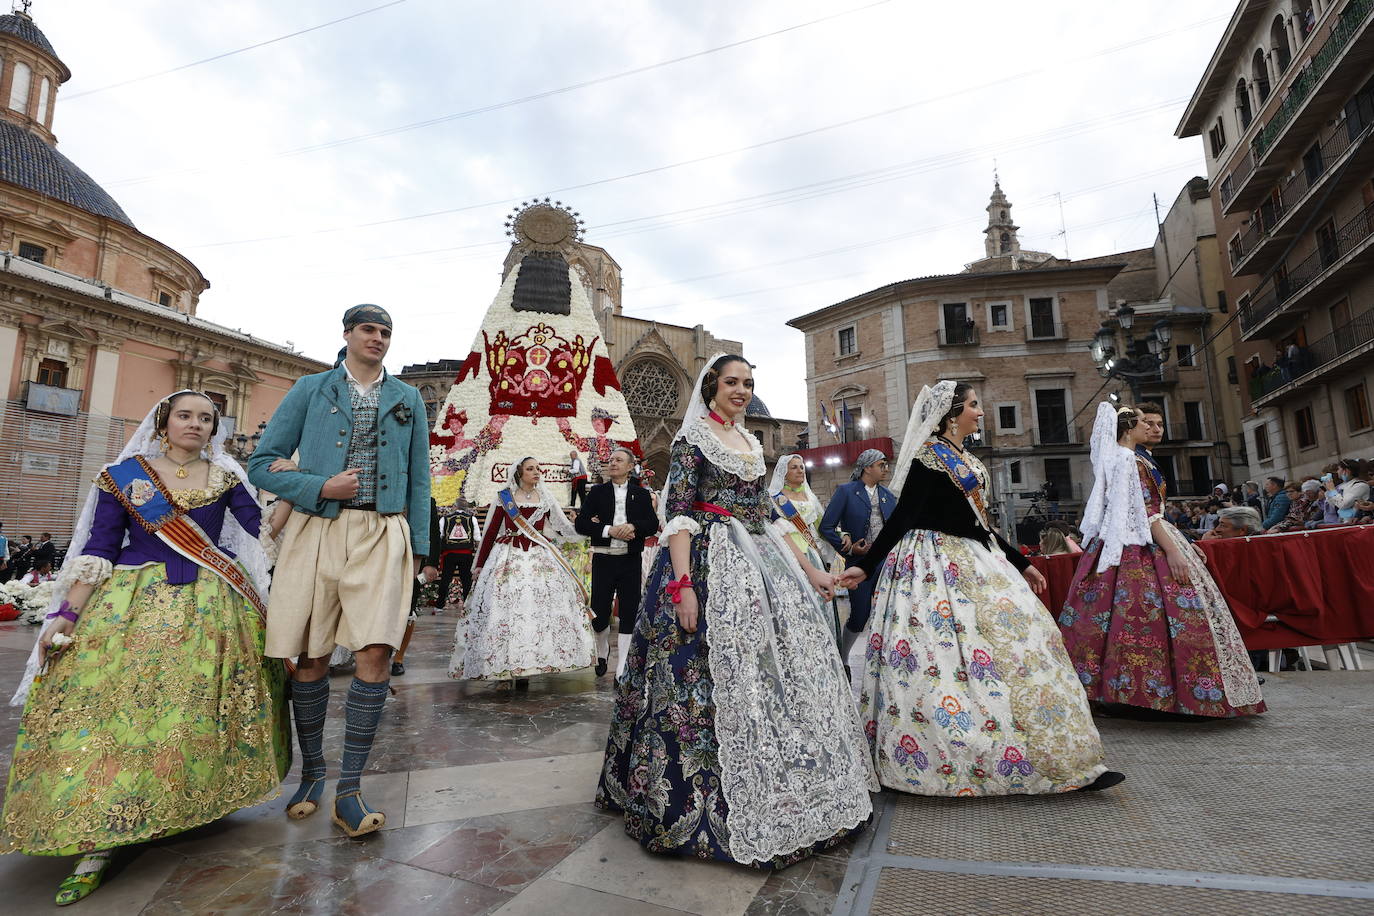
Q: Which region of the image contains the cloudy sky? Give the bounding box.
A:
[35,0,1235,419]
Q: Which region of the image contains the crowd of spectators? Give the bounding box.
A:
[1166,457,1374,539]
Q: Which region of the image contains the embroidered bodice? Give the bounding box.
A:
[859,441,1029,578]
[664,418,769,535]
[87,464,263,585]
[1137,457,1165,518]
[475,504,548,567]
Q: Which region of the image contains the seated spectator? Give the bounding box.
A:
[1261,476,1290,530]
[1271,481,1318,533]
[1202,506,1263,539]
[1210,483,1232,506]
[1164,504,1190,528]
[1322,458,1371,523]
[1038,521,1083,556]
[1241,481,1262,510]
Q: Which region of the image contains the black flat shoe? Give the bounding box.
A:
[1081,770,1126,792]
[594,658,608,677]
[390,661,406,676]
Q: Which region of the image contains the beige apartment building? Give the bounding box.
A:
[787,180,1240,538]
[1178,0,1374,480]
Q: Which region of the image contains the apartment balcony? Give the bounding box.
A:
[1135,365,1179,386]
[1218,0,1374,215]
[1239,198,1374,341]
[1030,425,1083,446]
[937,326,980,347]
[1169,479,1223,498]
[1025,321,1068,342]
[1159,423,1214,444]
[1252,308,1374,409]
[1230,96,1374,276]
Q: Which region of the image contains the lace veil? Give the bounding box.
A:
[655,353,726,526]
[768,453,816,504]
[12,392,272,706]
[889,380,957,494]
[1080,402,1151,573]
[484,456,579,542]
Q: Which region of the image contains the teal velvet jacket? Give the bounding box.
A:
[248,366,432,555]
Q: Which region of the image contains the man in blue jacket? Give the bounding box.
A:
[819,448,896,663]
[249,304,430,839]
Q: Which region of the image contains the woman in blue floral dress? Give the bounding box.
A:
[596,355,875,868]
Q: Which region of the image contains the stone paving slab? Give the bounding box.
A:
[867,867,1372,915]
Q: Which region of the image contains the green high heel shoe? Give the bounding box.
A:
[56,852,111,906]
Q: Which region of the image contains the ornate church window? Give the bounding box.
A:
[9,61,31,113]
[622,360,680,417]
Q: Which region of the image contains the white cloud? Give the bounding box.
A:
[33,0,1236,419]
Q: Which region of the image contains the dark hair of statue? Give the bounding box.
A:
[700,354,753,406]
[155,390,220,437]
[1117,407,1141,439]
[934,382,975,436]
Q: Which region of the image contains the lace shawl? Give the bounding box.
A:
[1081,403,1151,574]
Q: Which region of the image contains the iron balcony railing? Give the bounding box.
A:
[937,326,980,347]
[1031,425,1083,446]
[1254,0,1374,159]
[1219,0,1374,207]
[1025,320,1067,341]
[1239,196,1374,334]
[1230,86,1374,267]
[1160,422,1211,443]
[1251,308,1374,401]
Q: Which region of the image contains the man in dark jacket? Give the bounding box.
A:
[819,448,896,661]
[574,447,658,676]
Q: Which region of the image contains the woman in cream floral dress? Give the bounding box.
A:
[838,381,1122,796]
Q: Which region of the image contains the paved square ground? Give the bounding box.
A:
[0,617,1370,914]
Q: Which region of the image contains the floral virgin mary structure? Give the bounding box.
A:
[430,202,643,510]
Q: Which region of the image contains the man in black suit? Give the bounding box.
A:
[574,447,658,677]
[32,532,56,570]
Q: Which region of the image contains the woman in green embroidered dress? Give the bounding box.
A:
[1,392,291,906]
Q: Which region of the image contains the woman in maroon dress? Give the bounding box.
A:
[1058,403,1264,717]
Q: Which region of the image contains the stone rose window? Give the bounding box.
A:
[623,360,679,417]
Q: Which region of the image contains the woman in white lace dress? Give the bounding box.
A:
[596,355,876,869]
[769,454,841,644]
[448,457,594,684]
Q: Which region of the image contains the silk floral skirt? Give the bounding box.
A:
[1057,526,1265,717]
[861,529,1108,796]
[450,541,594,680]
[2,564,290,855]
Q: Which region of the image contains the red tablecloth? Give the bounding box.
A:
[1031,525,1374,650]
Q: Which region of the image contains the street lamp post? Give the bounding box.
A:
[229,421,268,461]
[1090,305,1173,404]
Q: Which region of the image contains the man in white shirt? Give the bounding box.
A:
[573,448,658,676]
[569,450,589,508]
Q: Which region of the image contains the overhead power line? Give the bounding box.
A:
[64,1,409,100]
[103,0,894,187]
[110,9,1225,191]
[186,94,1190,251]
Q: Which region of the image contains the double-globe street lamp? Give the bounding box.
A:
[1090,304,1173,404]
[227,421,268,461]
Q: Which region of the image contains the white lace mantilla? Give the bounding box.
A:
[682,416,764,483]
[1082,443,1152,575]
[1156,523,1265,707]
[704,517,875,864]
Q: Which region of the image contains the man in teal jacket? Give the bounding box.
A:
[249,304,430,838]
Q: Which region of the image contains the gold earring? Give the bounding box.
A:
[159,432,170,452]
